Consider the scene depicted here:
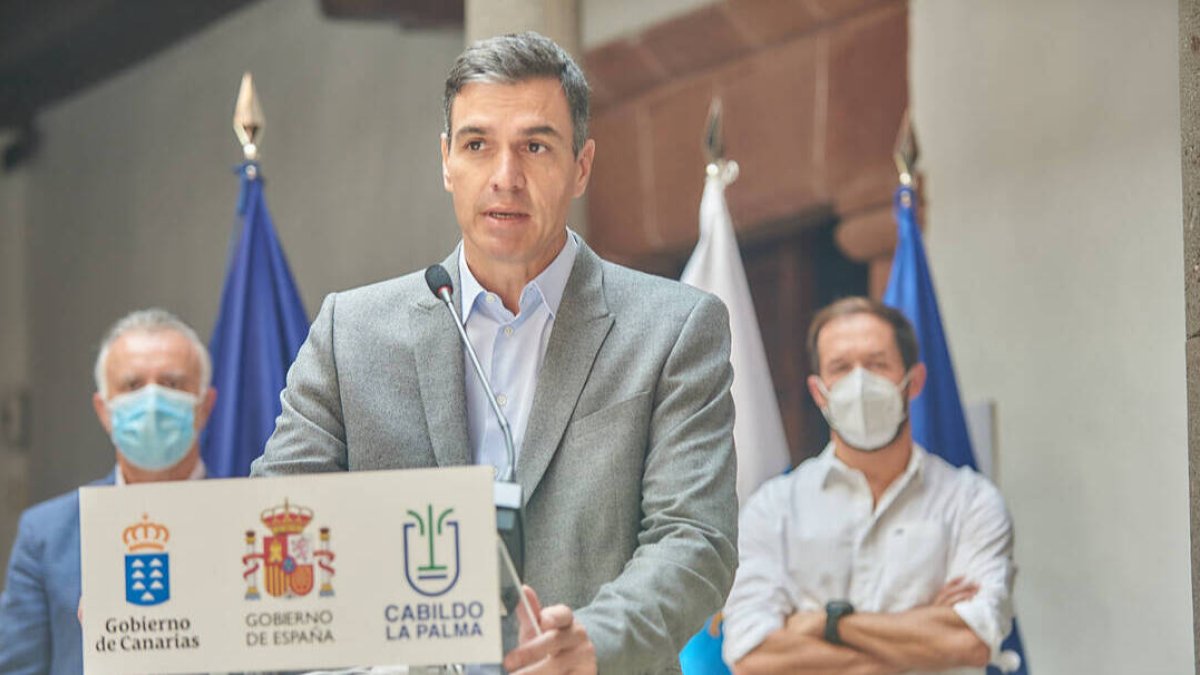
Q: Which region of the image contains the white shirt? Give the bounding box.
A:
[722,443,1015,674]
[458,233,577,477]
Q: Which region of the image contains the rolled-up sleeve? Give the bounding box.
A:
[949,477,1016,665]
[721,482,793,666]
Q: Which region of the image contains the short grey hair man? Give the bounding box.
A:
[0,308,217,674]
[93,308,212,398]
[443,31,591,156]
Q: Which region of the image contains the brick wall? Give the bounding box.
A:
[584,0,907,297]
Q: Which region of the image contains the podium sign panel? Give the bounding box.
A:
[79,466,502,674]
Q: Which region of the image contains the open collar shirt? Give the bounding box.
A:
[457,231,578,479]
[722,443,1015,674]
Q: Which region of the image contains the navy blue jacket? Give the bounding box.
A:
[0,473,115,675]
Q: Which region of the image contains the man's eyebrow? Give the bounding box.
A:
[453,125,489,140]
[522,125,563,139]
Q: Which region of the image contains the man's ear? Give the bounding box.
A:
[195,387,218,432]
[807,374,828,409]
[93,392,111,436]
[906,363,928,400]
[440,133,453,192]
[573,138,596,198]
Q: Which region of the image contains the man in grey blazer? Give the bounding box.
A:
[251,32,737,674]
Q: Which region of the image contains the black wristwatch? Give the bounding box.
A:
[824,600,855,645]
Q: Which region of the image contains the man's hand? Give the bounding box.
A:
[931,577,979,607]
[503,585,597,675]
[785,610,825,637]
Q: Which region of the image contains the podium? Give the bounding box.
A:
[79,467,506,674]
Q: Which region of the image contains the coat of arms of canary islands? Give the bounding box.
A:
[242,499,335,600]
[124,513,170,606]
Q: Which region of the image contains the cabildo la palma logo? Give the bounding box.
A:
[242,499,335,599]
[124,514,170,606]
[403,504,460,596]
[384,502,485,642]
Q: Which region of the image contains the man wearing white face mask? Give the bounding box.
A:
[722,297,1015,675]
[0,308,217,675]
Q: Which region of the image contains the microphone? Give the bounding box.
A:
[425,264,525,614]
[424,265,518,484]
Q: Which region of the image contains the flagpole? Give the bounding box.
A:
[684,95,789,504]
[703,97,739,183]
[884,110,1029,675]
[233,72,265,164]
[202,72,310,479]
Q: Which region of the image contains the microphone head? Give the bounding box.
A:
[424,264,453,299]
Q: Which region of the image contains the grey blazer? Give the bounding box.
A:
[251,239,737,673]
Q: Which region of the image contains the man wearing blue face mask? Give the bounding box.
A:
[722,297,1016,675]
[0,308,216,675]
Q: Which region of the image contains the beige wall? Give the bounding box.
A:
[912,0,1192,671]
[20,0,464,502]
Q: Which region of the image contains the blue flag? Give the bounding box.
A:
[883,183,1029,675]
[201,161,309,478]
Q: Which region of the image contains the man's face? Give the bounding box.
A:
[441,77,595,277]
[93,329,215,449]
[808,313,913,407]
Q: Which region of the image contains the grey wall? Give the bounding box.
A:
[0,130,31,574]
[20,0,464,503]
[912,0,1192,671]
[1181,1,1200,669]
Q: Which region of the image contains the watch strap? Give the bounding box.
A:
[824,600,854,645]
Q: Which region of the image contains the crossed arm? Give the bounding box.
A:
[731,578,988,675]
[724,474,1014,674]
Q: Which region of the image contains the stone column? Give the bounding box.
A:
[463,0,588,235]
[465,0,579,56]
[1179,2,1200,671]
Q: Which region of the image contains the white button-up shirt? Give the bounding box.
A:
[456,236,576,674]
[458,233,577,478]
[722,443,1015,674]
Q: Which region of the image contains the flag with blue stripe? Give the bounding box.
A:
[883,183,1029,675]
[201,161,309,478]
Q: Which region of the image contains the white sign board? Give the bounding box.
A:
[79,466,501,674]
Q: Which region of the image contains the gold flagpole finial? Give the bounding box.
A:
[702,96,739,184]
[703,97,725,169]
[233,72,265,161]
[893,109,918,187]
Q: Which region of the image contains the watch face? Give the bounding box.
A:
[827,600,854,616]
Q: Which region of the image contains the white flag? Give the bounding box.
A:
[681,163,791,505]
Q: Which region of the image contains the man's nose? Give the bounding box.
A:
[490,148,525,191]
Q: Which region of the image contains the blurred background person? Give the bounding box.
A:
[0,308,216,675]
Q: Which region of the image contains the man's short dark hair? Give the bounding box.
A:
[443,31,590,156]
[807,297,920,372]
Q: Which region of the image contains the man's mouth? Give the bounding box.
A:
[484,210,529,221]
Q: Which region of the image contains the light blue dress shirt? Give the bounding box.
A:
[457,232,578,480]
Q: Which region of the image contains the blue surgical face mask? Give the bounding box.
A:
[107,384,199,471]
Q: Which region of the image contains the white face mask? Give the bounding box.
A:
[816,366,911,452]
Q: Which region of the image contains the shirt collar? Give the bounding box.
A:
[458,231,578,322]
[817,442,927,490]
[114,458,207,486]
